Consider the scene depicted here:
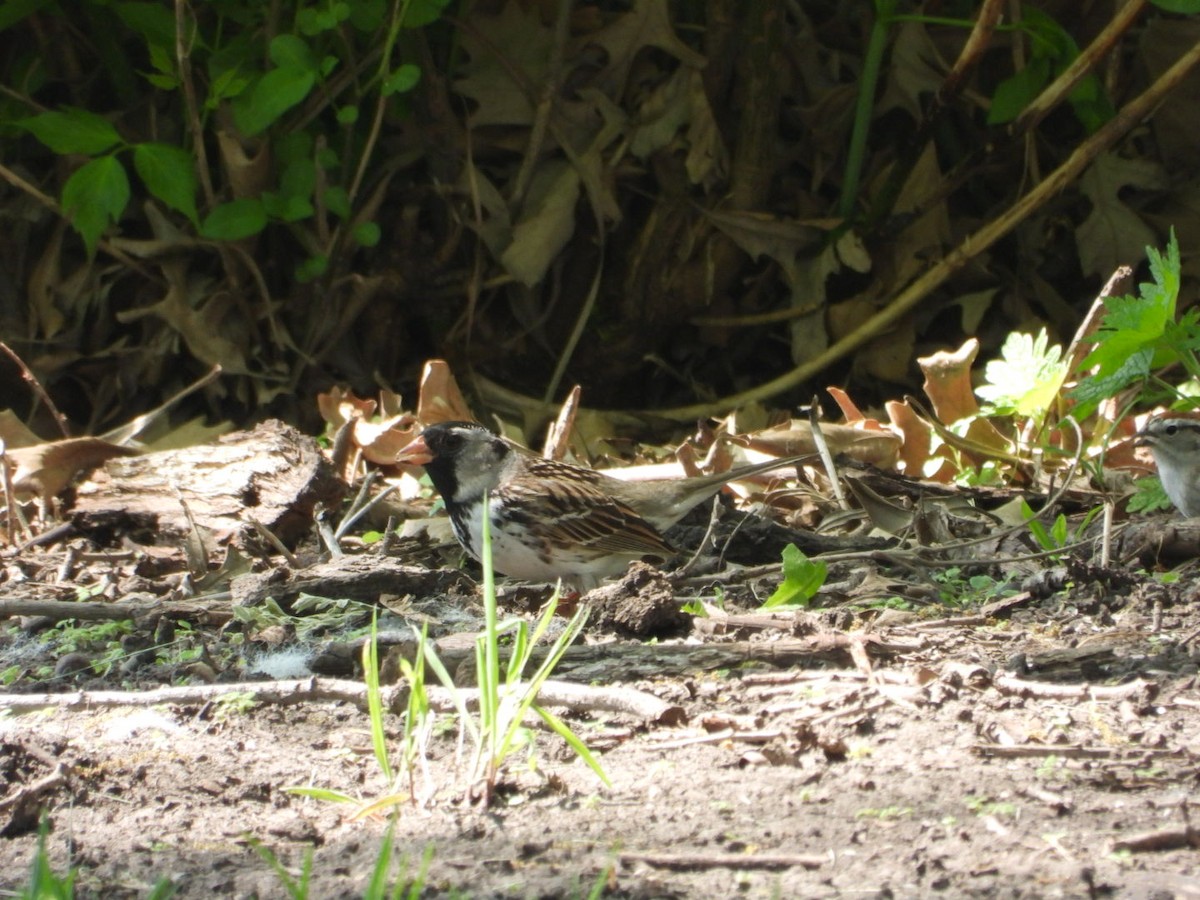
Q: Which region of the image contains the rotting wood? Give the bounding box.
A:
[458,634,922,684]
[0,596,233,625]
[70,420,345,548]
[230,555,476,609]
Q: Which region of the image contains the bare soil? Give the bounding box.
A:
[2,538,1200,898]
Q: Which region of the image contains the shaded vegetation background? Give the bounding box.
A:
[1,0,1199,440]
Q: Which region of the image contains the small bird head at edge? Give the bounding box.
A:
[395,421,511,505]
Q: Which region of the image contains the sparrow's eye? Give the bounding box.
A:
[1166,424,1179,436]
[441,432,463,451]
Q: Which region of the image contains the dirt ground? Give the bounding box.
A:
[2,537,1200,898]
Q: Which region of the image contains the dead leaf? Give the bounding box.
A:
[3,438,141,504]
[317,387,377,431]
[455,3,555,127]
[0,412,44,450]
[1076,153,1165,278]
[733,421,901,469]
[116,259,249,373]
[416,360,475,425]
[884,398,933,478]
[500,161,581,286]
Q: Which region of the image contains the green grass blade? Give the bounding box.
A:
[362,612,394,783]
[534,703,610,786]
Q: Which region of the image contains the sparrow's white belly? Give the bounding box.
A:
[455,499,629,585]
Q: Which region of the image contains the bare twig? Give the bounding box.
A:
[0,340,70,438]
[619,850,825,871]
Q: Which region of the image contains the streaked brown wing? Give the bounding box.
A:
[498,459,675,559]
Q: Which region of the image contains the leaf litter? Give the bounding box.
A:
[1,311,1199,894]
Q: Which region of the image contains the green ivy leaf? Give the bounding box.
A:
[353,221,381,247]
[296,254,329,282]
[988,57,1049,125]
[348,0,385,30]
[114,1,177,50]
[403,0,453,28]
[232,66,316,136]
[133,142,198,224]
[62,155,131,257]
[262,191,315,222]
[200,198,267,240]
[762,544,827,609]
[322,186,350,219]
[23,108,122,155]
[269,34,316,72]
[382,63,420,96]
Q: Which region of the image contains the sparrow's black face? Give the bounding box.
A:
[412,421,511,504]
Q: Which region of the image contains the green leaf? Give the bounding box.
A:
[207,65,253,106]
[988,57,1049,125]
[353,221,381,247]
[133,142,198,223]
[269,34,316,72]
[114,2,177,50]
[348,0,385,30]
[0,0,53,32]
[976,329,1068,418]
[281,157,316,197]
[382,63,420,95]
[1070,231,1182,414]
[200,198,267,240]
[296,254,328,282]
[762,544,827,608]
[62,155,130,257]
[1127,476,1173,514]
[336,104,359,124]
[316,145,339,169]
[403,0,453,28]
[22,108,122,155]
[232,66,316,136]
[1149,0,1200,11]
[322,185,350,219]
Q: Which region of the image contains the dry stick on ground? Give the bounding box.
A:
[0,676,682,725]
[619,851,825,872]
[972,742,1176,761]
[0,597,234,625]
[993,674,1157,702]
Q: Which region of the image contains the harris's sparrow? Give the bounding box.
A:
[397,420,809,589]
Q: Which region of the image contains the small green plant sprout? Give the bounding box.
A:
[933,567,1015,608]
[1127,476,1174,515]
[21,815,77,900]
[965,796,1017,818]
[1020,500,1102,556]
[681,585,726,617]
[246,837,313,900]
[1072,230,1195,416]
[854,806,911,820]
[761,544,827,609]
